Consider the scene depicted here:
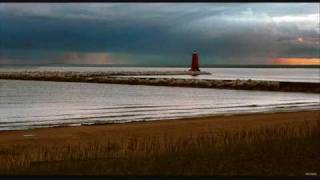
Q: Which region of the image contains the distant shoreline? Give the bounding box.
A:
[1,64,320,68]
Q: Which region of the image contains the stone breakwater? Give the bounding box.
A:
[0,70,211,77]
[0,71,319,93]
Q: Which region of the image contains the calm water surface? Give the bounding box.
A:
[0,79,319,130]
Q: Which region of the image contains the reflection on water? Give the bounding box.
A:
[0,79,319,130]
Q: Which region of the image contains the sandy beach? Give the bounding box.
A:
[0,110,319,175]
[0,110,319,144]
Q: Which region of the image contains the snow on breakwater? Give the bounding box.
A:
[0,71,319,93]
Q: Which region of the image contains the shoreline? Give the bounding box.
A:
[1,108,319,133]
[1,71,319,93]
[0,110,318,141]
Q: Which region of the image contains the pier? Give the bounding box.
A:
[0,71,319,93]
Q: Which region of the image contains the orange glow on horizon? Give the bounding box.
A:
[297,37,304,43]
[273,58,320,65]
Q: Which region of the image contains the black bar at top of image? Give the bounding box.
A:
[0,0,319,3]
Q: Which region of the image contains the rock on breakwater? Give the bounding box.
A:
[0,71,319,93]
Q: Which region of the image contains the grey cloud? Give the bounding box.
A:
[0,3,319,65]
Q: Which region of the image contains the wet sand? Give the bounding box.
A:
[0,110,319,146]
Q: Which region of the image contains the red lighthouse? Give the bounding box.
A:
[189,50,200,72]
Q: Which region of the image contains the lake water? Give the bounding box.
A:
[0,66,319,82]
[0,79,319,130]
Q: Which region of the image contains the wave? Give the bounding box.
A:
[0,101,319,130]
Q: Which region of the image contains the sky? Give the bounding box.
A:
[0,3,319,66]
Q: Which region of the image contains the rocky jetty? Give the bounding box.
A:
[0,70,210,77]
[0,71,319,93]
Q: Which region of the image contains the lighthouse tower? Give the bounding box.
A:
[189,50,200,72]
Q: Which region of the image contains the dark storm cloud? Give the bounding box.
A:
[0,3,319,65]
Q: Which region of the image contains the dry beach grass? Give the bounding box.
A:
[0,110,319,175]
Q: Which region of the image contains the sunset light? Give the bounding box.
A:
[297,37,304,43]
[273,58,320,65]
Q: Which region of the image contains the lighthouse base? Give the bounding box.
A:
[188,70,202,76]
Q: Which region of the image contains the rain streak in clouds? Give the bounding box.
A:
[0,3,319,66]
